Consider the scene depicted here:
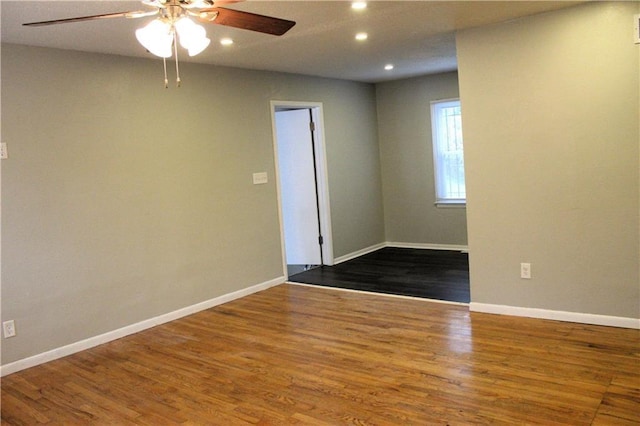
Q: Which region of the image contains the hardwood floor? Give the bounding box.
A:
[2,284,639,425]
[289,247,470,303]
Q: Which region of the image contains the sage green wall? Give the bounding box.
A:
[456,2,639,317]
[1,44,384,364]
[376,72,467,246]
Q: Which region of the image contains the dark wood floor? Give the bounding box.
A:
[288,247,470,303]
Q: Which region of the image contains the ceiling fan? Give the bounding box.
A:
[23,0,296,87]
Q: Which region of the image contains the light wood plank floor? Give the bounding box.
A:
[2,284,639,425]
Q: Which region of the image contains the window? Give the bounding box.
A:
[431,99,465,205]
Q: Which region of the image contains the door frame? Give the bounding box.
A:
[270,100,334,278]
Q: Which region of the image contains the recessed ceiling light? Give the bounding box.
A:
[352,1,367,10]
[220,37,234,46]
[355,32,368,41]
[384,64,394,70]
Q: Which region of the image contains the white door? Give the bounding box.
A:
[275,109,322,266]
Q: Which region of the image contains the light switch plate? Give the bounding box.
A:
[635,14,640,44]
[520,263,531,279]
[253,172,268,185]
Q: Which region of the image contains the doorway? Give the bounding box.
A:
[271,101,333,278]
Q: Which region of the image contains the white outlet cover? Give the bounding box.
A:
[3,320,16,338]
[253,172,268,185]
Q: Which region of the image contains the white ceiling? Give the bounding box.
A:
[1,1,583,83]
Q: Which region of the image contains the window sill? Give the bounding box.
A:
[435,201,466,209]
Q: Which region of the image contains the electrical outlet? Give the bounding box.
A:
[520,263,531,279]
[0,143,7,159]
[3,320,16,338]
[252,172,268,185]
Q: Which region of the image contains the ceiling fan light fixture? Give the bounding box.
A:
[136,19,173,58]
[175,17,211,56]
[24,1,296,87]
[185,36,211,56]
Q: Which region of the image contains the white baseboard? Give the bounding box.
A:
[470,302,640,329]
[386,242,468,252]
[0,276,286,377]
[333,241,468,265]
[333,242,386,264]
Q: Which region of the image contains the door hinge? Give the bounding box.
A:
[318,235,324,245]
[309,121,316,132]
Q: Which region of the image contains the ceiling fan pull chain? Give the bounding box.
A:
[173,35,181,88]
[163,57,169,89]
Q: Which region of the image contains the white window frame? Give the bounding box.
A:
[430,98,466,207]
